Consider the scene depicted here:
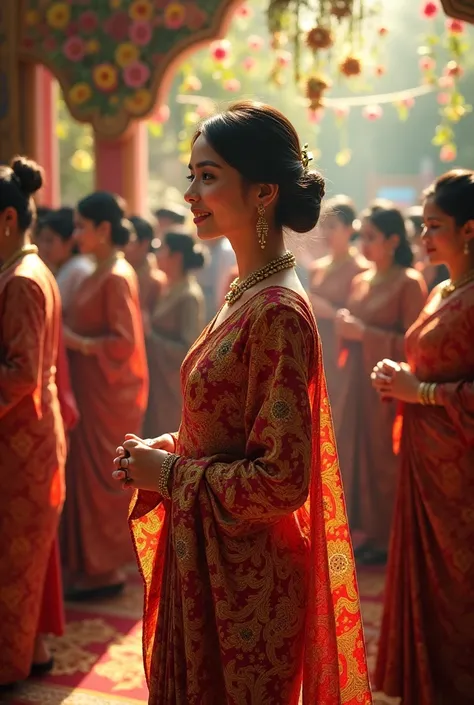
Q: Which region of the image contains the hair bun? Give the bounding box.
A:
[277,169,326,234]
[11,156,44,196]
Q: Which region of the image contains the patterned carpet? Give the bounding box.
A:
[2,567,385,704]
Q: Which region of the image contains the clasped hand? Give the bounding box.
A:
[112,433,174,491]
[371,358,420,403]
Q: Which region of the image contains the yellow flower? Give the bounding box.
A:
[26,9,41,26]
[92,63,119,92]
[115,42,140,67]
[69,82,92,106]
[164,2,186,28]
[110,0,122,7]
[124,89,153,115]
[46,2,70,30]
[86,39,100,54]
[129,0,153,21]
[70,150,94,172]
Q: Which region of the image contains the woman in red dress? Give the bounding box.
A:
[372,170,474,705]
[0,157,66,685]
[62,192,148,599]
[113,102,371,705]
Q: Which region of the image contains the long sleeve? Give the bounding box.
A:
[170,304,314,535]
[88,273,140,366]
[0,277,45,419]
[361,274,427,369]
[148,293,201,368]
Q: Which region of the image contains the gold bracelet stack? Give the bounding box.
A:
[157,453,179,500]
[418,382,438,406]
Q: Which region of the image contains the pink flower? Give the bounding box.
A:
[419,56,436,72]
[79,10,98,32]
[437,92,450,105]
[223,78,241,92]
[438,74,454,89]
[334,105,350,119]
[440,144,456,162]
[248,34,264,51]
[196,103,212,118]
[421,1,438,19]
[152,104,170,123]
[235,3,253,18]
[401,97,415,109]
[123,60,151,88]
[362,104,383,120]
[182,75,202,91]
[444,61,463,77]
[446,18,464,33]
[129,20,153,45]
[105,11,131,41]
[210,40,230,62]
[378,26,388,36]
[374,65,386,77]
[308,108,324,124]
[276,50,292,67]
[242,56,256,71]
[63,36,86,62]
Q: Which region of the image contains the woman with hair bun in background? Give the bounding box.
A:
[333,201,427,566]
[113,101,370,704]
[0,157,66,685]
[142,231,205,438]
[61,191,148,600]
[308,194,369,404]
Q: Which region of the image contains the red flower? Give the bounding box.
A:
[105,11,131,41]
[421,1,438,19]
[79,10,99,32]
[446,18,464,33]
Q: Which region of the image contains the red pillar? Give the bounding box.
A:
[33,66,60,207]
[94,121,148,215]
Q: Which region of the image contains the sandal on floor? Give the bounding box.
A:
[30,658,54,678]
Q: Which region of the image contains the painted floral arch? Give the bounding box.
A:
[20,0,240,138]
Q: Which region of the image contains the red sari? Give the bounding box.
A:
[130,287,371,705]
[374,281,474,705]
[62,254,148,580]
[0,252,66,684]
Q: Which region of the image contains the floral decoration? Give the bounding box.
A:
[21,0,218,134]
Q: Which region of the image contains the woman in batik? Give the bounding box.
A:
[333,203,426,565]
[372,170,474,705]
[113,101,371,705]
[0,157,66,685]
[143,231,206,438]
[62,192,148,600]
[308,195,369,403]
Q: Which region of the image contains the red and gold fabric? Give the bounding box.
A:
[130,287,371,705]
[0,252,66,684]
[375,281,474,705]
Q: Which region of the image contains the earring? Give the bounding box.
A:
[256,203,268,250]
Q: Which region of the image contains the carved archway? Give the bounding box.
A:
[20,0,243,139]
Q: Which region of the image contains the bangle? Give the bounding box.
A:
[418,382,438,406]
[418,382,429,405]
[157,453,179,500]
[428,383,438,405]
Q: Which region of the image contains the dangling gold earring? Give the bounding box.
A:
[256,203,268,250]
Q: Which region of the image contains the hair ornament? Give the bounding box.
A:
[301,144,314,171]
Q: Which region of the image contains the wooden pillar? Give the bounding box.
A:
[0,0,21,163]
[94,121,148,214]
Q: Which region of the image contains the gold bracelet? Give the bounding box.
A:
[418,382,428,405]
[157,453,179,500]
[428,383,437,405]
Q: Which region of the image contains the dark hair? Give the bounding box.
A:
[130,215,154,243]
[155,206,187,224]
[423,169,474,227]
[41,207,75,242]
[0,156,44,233]
[193,100,325,234]
[363,201,414,268]
[323,195,356,227]
[164,231,207,272]
[77,191,132,246]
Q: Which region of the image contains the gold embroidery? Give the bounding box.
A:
[271,400,291,420]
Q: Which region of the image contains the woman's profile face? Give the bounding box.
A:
[359,218,397,265]
[421,197,466,266]
[320,213,352,253]
[36,225,72,270]
[184,135,257,243]
[73,212,109,255]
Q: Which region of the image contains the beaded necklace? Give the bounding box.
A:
[225,251,296,305]
[440,268,474,299]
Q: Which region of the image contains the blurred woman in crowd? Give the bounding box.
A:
[0,157,66,684]
[143,231,205,438]
[333,202,426,564]
[372,170,474,705]
[308,195,369,403]
[113,101,370,704]
[125,214,167,323]
[36,207,93,320]
[407,204,448,291]
[62,191,148,600]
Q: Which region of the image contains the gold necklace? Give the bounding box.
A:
[441,268,474,299]
[0,245,38,274]
[225,251,296,306]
